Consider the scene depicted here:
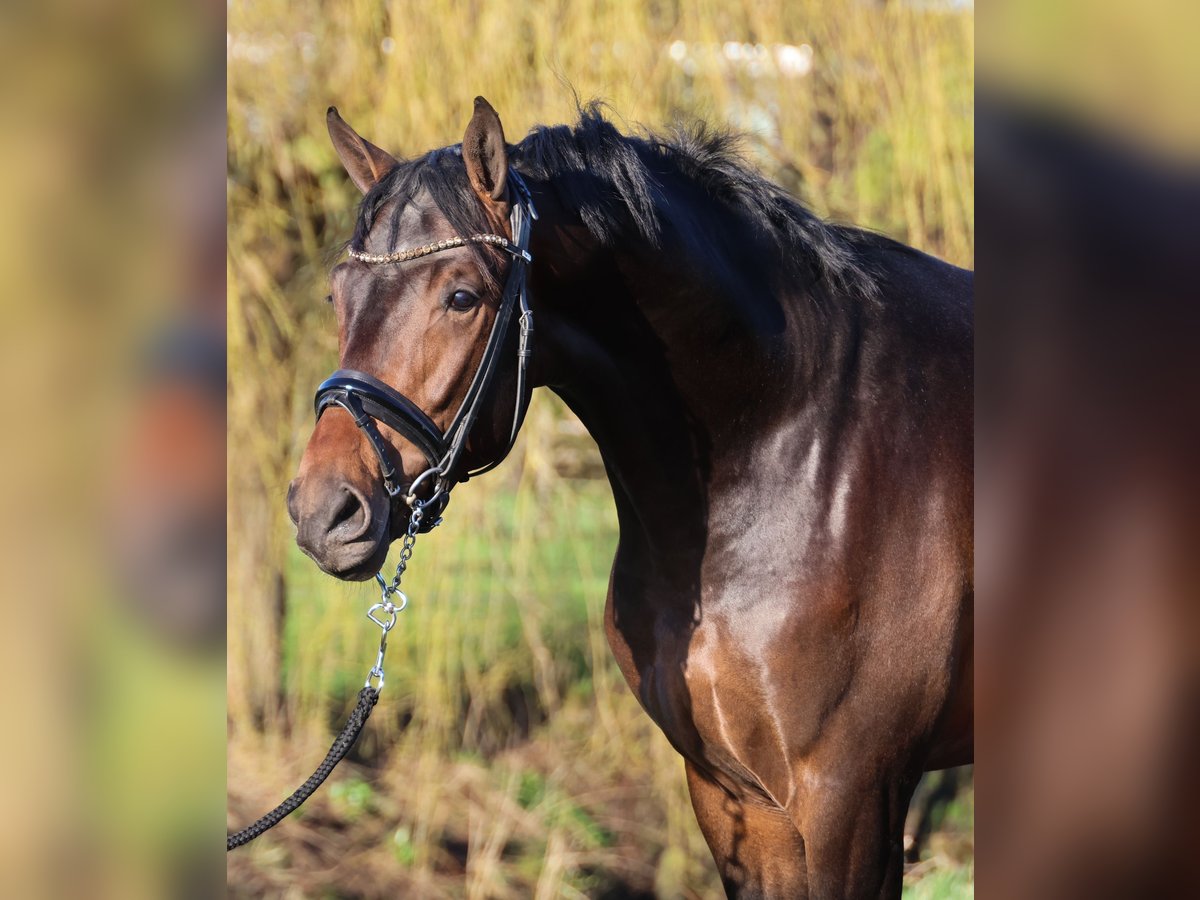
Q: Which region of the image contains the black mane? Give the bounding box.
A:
[353,104,880,297]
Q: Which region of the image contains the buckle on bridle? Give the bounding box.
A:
[314,166,535,535]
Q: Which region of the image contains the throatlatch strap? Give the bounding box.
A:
[226,686,380,851]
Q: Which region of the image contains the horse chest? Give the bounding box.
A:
[605,585,811,801]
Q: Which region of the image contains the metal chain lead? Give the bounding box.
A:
[364,501,426,691]
[375,502,423,600]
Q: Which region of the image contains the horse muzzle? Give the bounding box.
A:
[288,475,392,580]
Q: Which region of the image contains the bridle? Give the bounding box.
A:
[312,169,537,533]
[228,170,538,852]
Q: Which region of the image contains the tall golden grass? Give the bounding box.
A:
[228,1,972,895]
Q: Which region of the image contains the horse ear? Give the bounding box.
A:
[462,96,509,204]
[326,107,399,194]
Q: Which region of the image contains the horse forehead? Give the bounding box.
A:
[340,270,435,361]
[364,192,454,250]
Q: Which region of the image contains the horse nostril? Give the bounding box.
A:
[328,484,371,540]
[286,480,300,526]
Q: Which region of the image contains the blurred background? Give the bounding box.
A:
[227,1,973,897]
[0,0,226,897]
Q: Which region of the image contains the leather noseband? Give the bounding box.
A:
[312,169,537,533]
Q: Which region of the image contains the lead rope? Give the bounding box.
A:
[227,502,426,851]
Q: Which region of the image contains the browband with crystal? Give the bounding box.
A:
[315,166,537,533]
[347,233,531,265]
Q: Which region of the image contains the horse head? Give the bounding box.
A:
[288,98,531,579]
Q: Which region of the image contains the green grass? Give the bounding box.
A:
[280,464,618,738]
[904,867,975,900]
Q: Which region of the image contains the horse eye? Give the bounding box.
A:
[324,294,333,304]
[449,289,478,311]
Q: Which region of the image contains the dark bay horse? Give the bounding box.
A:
[287,97,973,898]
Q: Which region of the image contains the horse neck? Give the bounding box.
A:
[527,190,849,579]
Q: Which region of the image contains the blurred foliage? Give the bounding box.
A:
[228,0,972,895]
